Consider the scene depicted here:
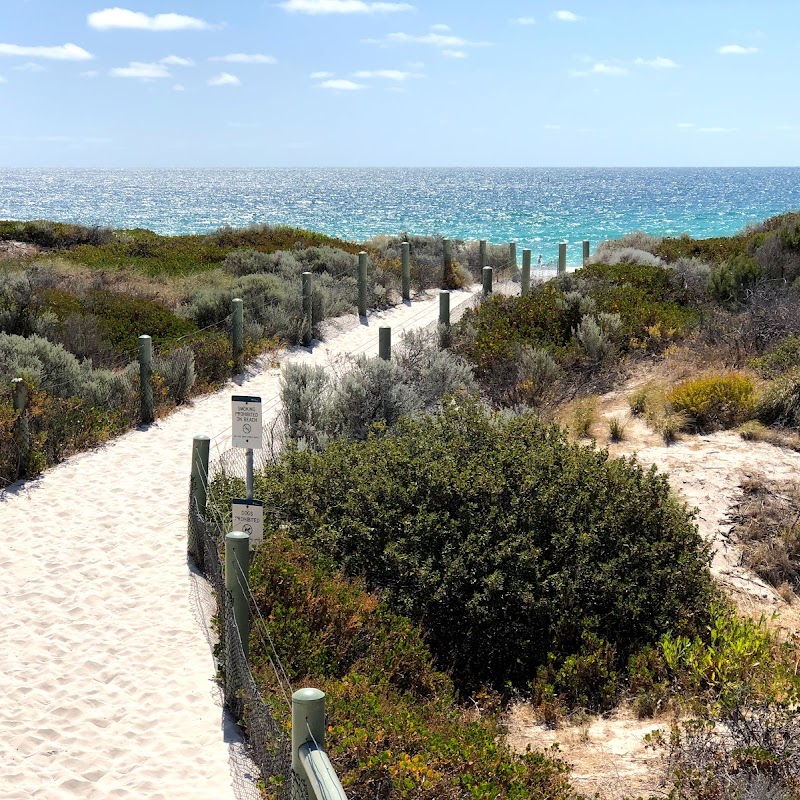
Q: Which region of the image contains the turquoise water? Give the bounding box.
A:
[1,167,799,266]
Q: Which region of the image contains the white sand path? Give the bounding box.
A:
[0,288,478,800]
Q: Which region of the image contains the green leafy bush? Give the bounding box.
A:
[667,373,755,430]
[757,368,800,429]
[708,255,761,307]
[749,335,800,378]
[245,534,579,800]
[249,401,714,695]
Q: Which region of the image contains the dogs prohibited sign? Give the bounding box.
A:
[232,395,262,449]
[232,499,264,547]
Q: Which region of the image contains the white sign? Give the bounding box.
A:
[232,395,262,449]
[232,499,264,547]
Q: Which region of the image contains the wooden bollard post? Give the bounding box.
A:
[439,289,450,328]
[479,239,487,270]
[509,241,517,273]
[482,266,493,298]
[401,241,410,301]
[378,326,391,361]
[225,531,251,659]
[138,334,154,424]
[443,238,453,286]
[302,271,313,346]
[583,239,590,266]
[190,434,210,517]
[231,297,243,370]
[358,251,368,317]
[11,377,29,479]
[558,242,567,275]
[521,249,531,296]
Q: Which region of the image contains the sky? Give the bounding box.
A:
[0,0,798,167]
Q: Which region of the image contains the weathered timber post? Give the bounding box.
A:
[378,326,391,361]
[301,271,313,346]
[482,266,493,298]
[225,531,251,659]
[442,237,453,287]
[509,241,517,273]
[11,378,29,480]
[232,297,244,370]
[401,241,411,301]
[583,239,590,266]
[479,239,487,270]
[439,289,451,328]
[358,251,368,317]
[558,242,567,276]
[190,434,211,517]
[521,249,531,295]
[138,334,154,424]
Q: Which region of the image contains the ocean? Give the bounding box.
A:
[2,167,799,266]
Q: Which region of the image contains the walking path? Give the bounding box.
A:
[0,289,478,800]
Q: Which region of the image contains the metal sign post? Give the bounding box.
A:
[232,394,263,505]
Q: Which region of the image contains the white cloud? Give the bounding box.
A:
[543,123,561,130]
[698,126,736,133]
[514,16,536,25]
[0,75,6,84]
[87,8,211,31]
[777,124,799,132]
[310,70,334,78]
[81,70,100,78]
[676,122,695,128]
[319,78,366,90]
[280,0,413,13]
[571,62,628,77]
[208,72,240,86]
[442,49,466,59]
[717,44,758,55]
[365,30,489,57]
[110,61,170,79]
[552,10,580,21]
[173,83,185,91]
[635,56,679,69]
[160,55,194,66]
[430,23,450,32]
[211,53,276,64]
[13,62,46,72]
[0,43,93,60]
[352,69,422,80]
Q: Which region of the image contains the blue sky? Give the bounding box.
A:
[0,1,797,167]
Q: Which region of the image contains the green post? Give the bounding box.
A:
[442,238,452,286]
[11,378,29,480]
[190,434,211,517]
[225,531,251,659]
[232,297,243,370]
[138,334,153,424]
[292,688,327,799]
[439,289,451,329]
[401,241,410,301]
[521,249,531,296]
[558,242,567,275]
[509,241,517,273]
[301,271,313,346]
[583,239,590,266]
[378,326,391,361]
[358,251,368,317]
[482,266,493,298]
[479,239,487,270]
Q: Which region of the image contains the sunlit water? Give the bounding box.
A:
[2,167,799,266]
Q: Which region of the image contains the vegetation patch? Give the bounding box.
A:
[666,373,755,431]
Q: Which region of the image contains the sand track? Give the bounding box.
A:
[0,289,478,799]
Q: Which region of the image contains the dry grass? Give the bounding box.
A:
[731,474,800,599]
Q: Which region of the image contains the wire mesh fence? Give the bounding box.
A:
[188,484,298,799]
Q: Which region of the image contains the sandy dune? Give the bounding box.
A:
[0,289,478,799]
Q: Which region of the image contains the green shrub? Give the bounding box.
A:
[708,255,761,307]
[667,373,755,430]
[248,401,714,695]
[749,335,800,378]
[757,368,800,429]
[245,534,579,800]
[153,346,195,405]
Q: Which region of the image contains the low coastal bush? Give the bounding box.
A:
[667,373,755,431]
[756,369,800,429]
[749,334,800,378]
[245,534,579,800]
[247,400,714,696]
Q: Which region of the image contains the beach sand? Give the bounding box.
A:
[0,288,478,799]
